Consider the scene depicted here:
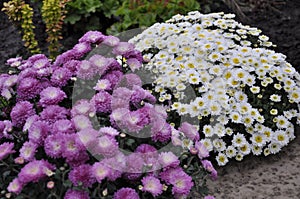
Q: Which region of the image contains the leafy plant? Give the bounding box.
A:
[2,0,69,58]
[41,0,70,59]
[2,0,41,54]
[107,0,201,34]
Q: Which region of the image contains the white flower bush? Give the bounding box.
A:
[129,11,300,166]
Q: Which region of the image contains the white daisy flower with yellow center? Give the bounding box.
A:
[203,125,214,137]
[252,145,263,155]
[232,133,246,147]
[270,94,282,102]
[216,153,229,166]
[273,130,289,146]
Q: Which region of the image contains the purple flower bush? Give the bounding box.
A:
[0,30,216,198]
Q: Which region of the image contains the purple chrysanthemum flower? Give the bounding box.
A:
[68,164,96,187]
[91,91,112,113]
[159,167,183,184]
[127,58,142,71]
[18,160,55,184]
[124,153,144,179]
[195,141,209,159]
[123,110,148,132]
[6,57,22,67]
[111,87,133,110]
[61,133,85,160]
[158,152,180,169]
[89,54,111,75]
[53,50,77,67]
[113,188,140,199]
[0,142,15,161]
[1,87,12,100]
[19,141,37,161]
[40,105,69,124]
[123,49,144,62]
[93,79,112,91]
[98,127,119,137]
[51,67,72,87]
[0,120,13,139]
[32,57,50,70]
[102,70,123,89]
[110,108,130,129]
[92,162,111,183]
[201,160,218,180]
[71,99,96,117]
[102,35,120,46]
[26,54,43,62]
[102,152,126,180]
[93,135,118,157]
[39,77,52,89]
[170,172,194,195]
[179,122,200,141]
[135,144,158,166]
[117,74,142,89]
[130,86,156,108]
[72,115,92,131]
[63,59,81,73]
[77,127,99,150]
[78,30,105,44]
[52,119,75,134]
[44,133,64,158]
[64,189,90,199]
[28,120,49,145]
[35,67,53,78]
[3,75,18,88]
[7,178,23,194]
[10,101,35,128]
[76,60,97,80]
[141,176,163,197]
[106,58,122,72]
[151,121,172,142]
[16,77,42,100]
[72,42,92,58]
[112,42,135,56]
[66,150,89,168]
[23,115,39,132]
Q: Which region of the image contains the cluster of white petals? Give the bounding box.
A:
[130,11,300,166]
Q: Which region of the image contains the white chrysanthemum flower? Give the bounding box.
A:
[235,153,244,161]
[270,109,278,115]
[268,142,281,154]
[213,139,226,152]
[272,130,289,146]
[270,94,281,102]
[239,142,251,155]
[275,115,289,129]
[242,115,254,127]
[250,86,260,94]
[225,145,237,158]
[209,102,222,115]
[216,153,229,166]
[217,115,229,125]
[230,112,242,123]
[251,145,262,155]
[289,89,300,102]
[250,133,267,147]
[225,127,234,136]
[232,133,247,147]
[203,125,214,137]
